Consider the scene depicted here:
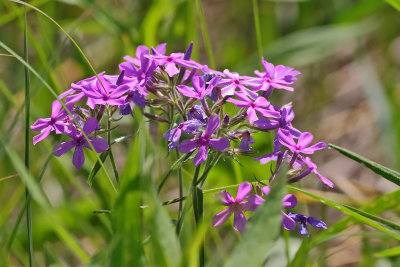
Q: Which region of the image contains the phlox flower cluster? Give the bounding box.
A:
[31,42,330,234]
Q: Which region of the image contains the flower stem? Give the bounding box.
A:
[176,149,184,222]
[107,109,119,183]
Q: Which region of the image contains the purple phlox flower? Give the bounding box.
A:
[251,57,300,94]
[227,93,280,124]
[287,211,327,235]
[237,130,255,151]
[148,52,200,77]
[163,120,203,151]
[177,75,220,100]
[187,105,207,125]
[278,129,326,155]
[217,70,259,99]
[200,65,224,77]
[254,151,303,169]
[31,101,75,145]
[254,104,301,138]
[81,75,128,108]
[288,156,334,188]
[52,117,109,170]
[178,115,230,166]
[119,89,146,117]
[212,181,265,232]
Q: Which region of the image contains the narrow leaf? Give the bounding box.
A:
[375,246,400,257]
[329,143,400,187]
[386,0,400,11]
[87,150,109,187]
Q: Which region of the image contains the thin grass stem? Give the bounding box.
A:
[252,0,263,63]
[195,0,215,69]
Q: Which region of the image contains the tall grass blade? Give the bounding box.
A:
[225,165,287,267]
[329,143,400,187]
[195,0,215,69]
[386,0,400,11]
[289,186,400,238]
[23,6,33,267]
[252,0,263,63]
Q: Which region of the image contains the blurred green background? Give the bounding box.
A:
[1,0,400,266]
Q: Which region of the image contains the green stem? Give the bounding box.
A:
[252,0,263,63]
[191,165,204,267]
[23,6,33,267]
[195,0,215,69]
[107,109,119,183]
[176,149,184,222]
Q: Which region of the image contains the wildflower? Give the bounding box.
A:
[176,75,220,100]
[148,52,199,77]
[287,212,327,235]
[178,115,230,166]
[212,182,264,232]
[52,117,109,170]
[31,101,74,145]
[187,105,207,124]
[227,93,280,124]
[278,129,326,155]
[217,70,259,98]
[252,57,300,95]
[236,130,255,151]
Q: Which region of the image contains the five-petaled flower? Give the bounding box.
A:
[178,115,230,166]
[52,118,109,170]
[212,182,264,232]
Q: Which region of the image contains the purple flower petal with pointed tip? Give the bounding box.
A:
[282,194,297,209]
[212,208,233,227]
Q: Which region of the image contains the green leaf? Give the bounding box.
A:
[289,238,310,267]
[375,246,400,257]
[386,0,400,11]
[87,150,109,187]
[288,186,400,239]
[225,165,287,267]
[329,143,400,187]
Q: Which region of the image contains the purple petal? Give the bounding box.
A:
[302,142,327,154]
[235,181,251,202]
[226,98,249,108]
[212,208,233,227]
[177,85,199,98]
[254,117,279,130]
[221,84,237,97]
[164,62,179,77]
[220,190,235,205]
[262,186,271,196]
[247,108,258,124]
[32,127,52,145]
[281,211,296,231]
[83,117,99,135]
[233,212,247,232]
[72,146,85,170]
[31,118,51,131]
[178,139,199,153]
[87,138,109,153]
[307,217,327,229]
[208,138,230,151]
[53,141,76,157]
[243,194,265,211]
[51,100,63,118]
[204,115,220,139]
[282,194,297,209]
[298,132,313,149]
[315,170,334,188]
[299,222,309,235]
[193,145,207,166]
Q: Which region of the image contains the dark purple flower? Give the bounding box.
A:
[216,70,259,99]
[227,93,280,123]
[237,131,255,151]
[278,129,326,155]
[252,57,300,94]
[187,105,207,125]
[163,120,203,151]
[52,118,109,170]
[287,212,327,235]
[31,101,74,145]
[178,115,230,166]
[212,182,264,232]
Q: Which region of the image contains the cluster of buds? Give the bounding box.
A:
[31,42,330,234]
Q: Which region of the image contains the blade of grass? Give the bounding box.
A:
[252,0,263,64]
[386,0,400,11]
[289,186,400,238]
[329,143,400,187]
[23,6,33,266]
[195,0,215,69]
